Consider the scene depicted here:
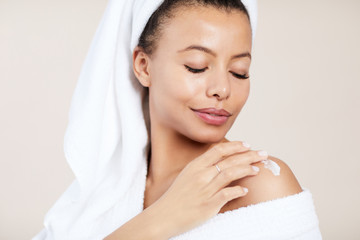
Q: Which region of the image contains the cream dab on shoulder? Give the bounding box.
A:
[261,159,281,176]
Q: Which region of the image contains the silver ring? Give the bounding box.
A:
[215,164,221,173]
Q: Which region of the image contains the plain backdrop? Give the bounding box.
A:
[1,0,359,239]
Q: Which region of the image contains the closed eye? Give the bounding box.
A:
[230,71,250,80]
[184,65,249,80]
[184,65,207,73]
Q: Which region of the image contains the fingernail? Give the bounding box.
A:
[258,150,268,157]
[242,141,251,148]
[252,166,260,172]
[243,187,248,193]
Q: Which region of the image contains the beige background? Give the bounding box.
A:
[1,0,359,239]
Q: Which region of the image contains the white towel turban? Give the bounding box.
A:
[33,0,258,239]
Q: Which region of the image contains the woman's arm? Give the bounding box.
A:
[104,202,175,240]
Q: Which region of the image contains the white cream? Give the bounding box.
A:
[261,159,281,176]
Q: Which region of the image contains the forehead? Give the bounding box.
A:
[157,6,252,55]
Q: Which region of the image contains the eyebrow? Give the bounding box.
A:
[177,45,251,60]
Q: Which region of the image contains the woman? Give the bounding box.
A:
[34,0,322,239]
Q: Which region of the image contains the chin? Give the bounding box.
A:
[184,127,229,144]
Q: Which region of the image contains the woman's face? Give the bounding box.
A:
[141,6,252,143]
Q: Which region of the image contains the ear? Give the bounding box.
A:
[133,46,151,87]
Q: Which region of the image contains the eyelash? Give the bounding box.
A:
[184,65,249,80]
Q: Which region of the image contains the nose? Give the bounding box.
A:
[206,69,231,101]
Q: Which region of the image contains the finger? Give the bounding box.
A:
[211,185,248,208]
[204,164,259,196]
[216,149,268,171]
[195,141,251,167]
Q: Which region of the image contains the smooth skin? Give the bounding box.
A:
[105,5,301,240]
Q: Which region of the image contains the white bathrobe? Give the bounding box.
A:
[170,188,322,240]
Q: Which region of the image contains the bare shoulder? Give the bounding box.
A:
[221,155,303,212]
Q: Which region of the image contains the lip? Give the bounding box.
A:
[191,107,232,126]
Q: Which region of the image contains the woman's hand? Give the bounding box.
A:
[148,141,268,239]
[105,141,269,240]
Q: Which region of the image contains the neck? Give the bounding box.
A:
[147,119,226,185]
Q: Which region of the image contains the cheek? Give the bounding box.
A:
[231,81,250,113]
[152,65,200,104]
[149,65,201,121]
